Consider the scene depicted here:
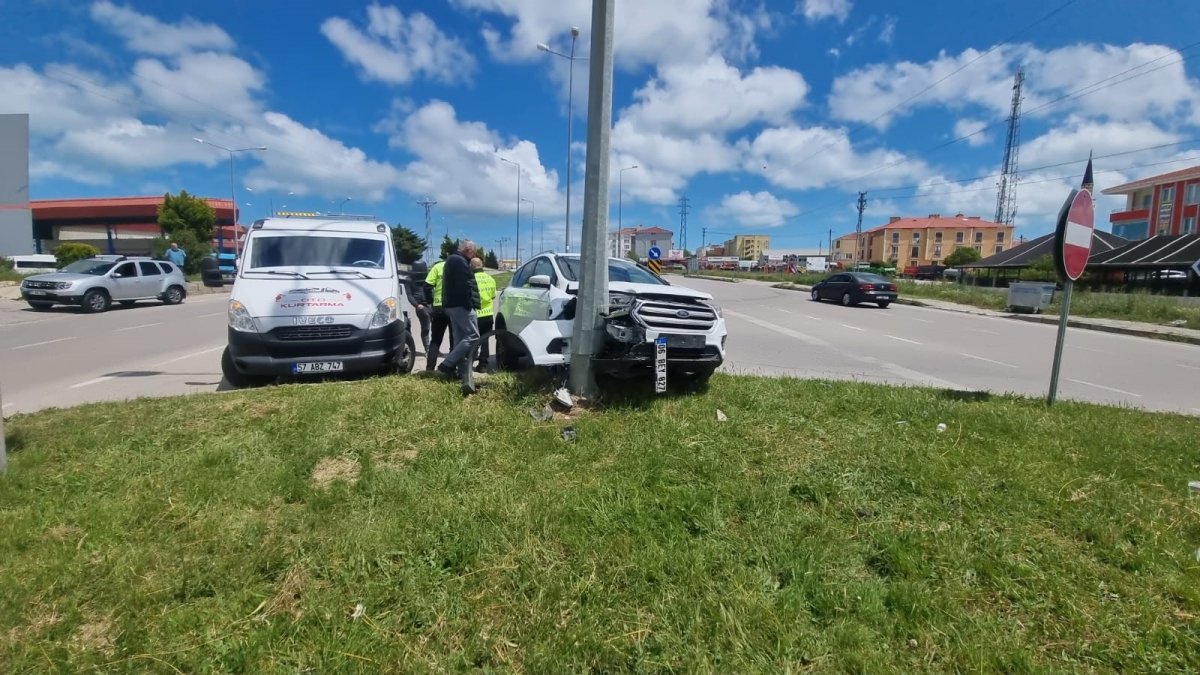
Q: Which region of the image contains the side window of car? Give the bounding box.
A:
[113,262,138,278]
[157,262,174,275]
[511,260,537,288]
[139,262,162,276]
[532,258,557,286]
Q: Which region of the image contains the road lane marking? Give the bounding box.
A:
[969,328,998,335]
[907,317,934,324]
[1180,364,1200,371]
[113,322,162,332]
[887,335,922,345]
[804,315,821,321]
[197,312,225,318]
[778,308,793,314]
[724,310,829,347]
[11,337,75,350]
[152,345,226,368]
[70,376,113,389]
[1075,346,1108,354]
[1067,379,1142,398]
[839,323,864,332]
[959,352,1017,368]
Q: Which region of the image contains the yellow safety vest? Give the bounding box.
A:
[475,271,497,318]
[426,260,446,307]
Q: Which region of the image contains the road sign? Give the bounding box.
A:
[1192,257,1200,279]
[1054,188,1094,281]
[647,259,662,275]
[647,246,662,260]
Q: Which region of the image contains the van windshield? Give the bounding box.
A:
[246,235,389,275]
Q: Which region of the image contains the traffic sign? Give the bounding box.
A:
[647,259,662,276]
[1054,188,1094,281]
[1192,257,1200,279]
[647,246,662,260]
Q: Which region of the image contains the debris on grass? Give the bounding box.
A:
[266,567,317,620]
[311,455,360,489]
[936,423,947,432]
[716,409,728,422]
[560,426,577,442]
[529,405,554,422]
[552,388,574,410]
[69,615,116,654]
[350,602,365,620]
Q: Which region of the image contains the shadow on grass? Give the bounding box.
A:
[939,389,993,403]
[4,428,27,454]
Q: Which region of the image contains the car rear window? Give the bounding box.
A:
[857,273,891,284]
[157,263,174,274]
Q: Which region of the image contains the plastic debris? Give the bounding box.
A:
[716,409,728,422]
[552,387,574,410]
[1188,480,1200,496]
[350,603,365,620]
[529,405,554,422]
[1168,319,1187,327]
[560,426,577,442]
[936,423,947,433]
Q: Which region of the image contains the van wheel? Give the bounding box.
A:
[395,331,416,374]
[82,289,110,313]
[221,347,265,389]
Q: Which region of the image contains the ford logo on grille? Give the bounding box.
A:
[675,309,691,318]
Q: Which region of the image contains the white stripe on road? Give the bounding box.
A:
[113,322,162,332]
[959,352,1017,368]
[908,318,934,324]
[70,376,113,389]
[151,345,225,367]
[804,315,822,321]
[839,323,864,332]
[1068,379,1142,398]
[887,335,922,345]
[11,337,75,350]
[724,310,829,347]
[197,312,225,318]
[778,308,793,314]
[1180,363,1200,371]
[1075,346,1109,355]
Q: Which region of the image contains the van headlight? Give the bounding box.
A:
[369,297,399,328]
[228,300,257,333]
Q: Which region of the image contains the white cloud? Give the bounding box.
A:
[708,191,799,228]
[0,63,134,139]
[321,4,475,85]
[954,119,989,146]
[132,52,266,122]
[89,1,234,56]
[878,16,897,44]
[1020,118,1180,170]
[799,0,852,24]
[743,125,931,191]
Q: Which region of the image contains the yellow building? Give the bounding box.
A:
[838,214,1015,268]
[723,234,771,260]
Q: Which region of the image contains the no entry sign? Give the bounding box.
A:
[1054,188,1094,281]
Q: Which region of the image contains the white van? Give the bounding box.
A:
[221,216,416,388]
[7,254,58,275]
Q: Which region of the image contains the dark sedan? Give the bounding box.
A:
[810,272,898,308]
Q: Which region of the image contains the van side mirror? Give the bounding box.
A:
[529,274,552,288]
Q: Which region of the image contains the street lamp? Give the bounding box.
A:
[618,164,638,237]
[498,155,522,265]
[194,138,266,259]
[338,197,352,213]
[521,197,535,253]
[538,26,582,252]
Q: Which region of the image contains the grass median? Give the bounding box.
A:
[2,375,1198,671]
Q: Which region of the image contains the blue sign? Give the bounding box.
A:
[648,246,662,260]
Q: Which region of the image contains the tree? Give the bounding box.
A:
[944,246,982,267]
[625,249,641,263]
[54,242,100,268]
[392,225,426,264]
[439,235,459,260]
[158,190,216,243]
[484,249,499,269]
[1026,253,1057,281]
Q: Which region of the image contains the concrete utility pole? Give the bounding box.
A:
[568,0,615,397]
[855,191,867,264]
[417,198,437,261]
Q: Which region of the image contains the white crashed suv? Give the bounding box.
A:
[495,253,727,383]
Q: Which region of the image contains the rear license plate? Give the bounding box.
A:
[662,334,705,349]
[292,361,344,374]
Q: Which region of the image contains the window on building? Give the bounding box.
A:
[891,232,900,244]
[933,244,942,258]
[974,244,982,253]
[890,245,898,258]
[912,231,921,241]
[910,245,920,258]
[934,231,943,243]
[1186,184,1200,205]
[974,231,983,244]
[994,244,1004,255]
[996,231,1005,242]
[1139,193,1152,209]
[1184,216,1197,235]
[955,231,965,244]
[1161,186,1175,204]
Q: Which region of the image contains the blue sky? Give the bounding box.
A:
[4,0,1200,255]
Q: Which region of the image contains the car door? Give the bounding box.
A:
[138,261,164,298]
[108,261,140,300]
[500,259,540,334]
[819,274,841,299]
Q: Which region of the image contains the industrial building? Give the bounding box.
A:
[30,196,239,256]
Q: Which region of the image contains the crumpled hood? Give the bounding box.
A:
[568,280,714,301]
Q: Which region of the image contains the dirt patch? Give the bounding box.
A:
[44,523,84,542]
[376,447,419,472]
[69,615,116,654]
[5,606,63,645]
[266,566,319,620]
[311,455,360,489]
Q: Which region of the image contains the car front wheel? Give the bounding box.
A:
[810,289,820,302]
[82,289,110,313]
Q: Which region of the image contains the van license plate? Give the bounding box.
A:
[293,361,344,374]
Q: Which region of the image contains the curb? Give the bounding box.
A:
[770,282,1200,345]
[683,274,741,283]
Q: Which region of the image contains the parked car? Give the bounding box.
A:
[20,257,187,312]
[496,253,727,383]
[810,272,898,308]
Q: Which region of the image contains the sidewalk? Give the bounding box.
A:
[752,278,1200,346]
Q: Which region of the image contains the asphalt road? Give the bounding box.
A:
[681,277,1200,416]
[1,279,1198,416]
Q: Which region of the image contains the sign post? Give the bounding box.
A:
[1047,158,1095,405]
[646,246,662,276]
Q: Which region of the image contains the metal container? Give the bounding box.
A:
[1007,282,1056,313]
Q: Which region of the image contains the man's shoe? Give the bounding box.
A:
[473,364,488,374]
[435,363,456,379]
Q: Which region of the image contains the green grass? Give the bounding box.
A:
[2,375,1199,672]
[492,271,513,288]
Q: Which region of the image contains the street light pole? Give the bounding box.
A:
[618,164,638,234]
[521,197,535,253]
[194,138,266,260]
[498,156,522,265]
[538,27,582,252]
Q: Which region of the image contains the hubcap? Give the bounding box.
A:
[169,289,181,302]
[90,294,105,310]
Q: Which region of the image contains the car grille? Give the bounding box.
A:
[632,298,717,331]
[273,324,355,341]
[23,280,58,290]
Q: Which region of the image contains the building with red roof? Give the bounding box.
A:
[1101,164,1200,241]
[835,213,1014,268]
[30,195,240,256]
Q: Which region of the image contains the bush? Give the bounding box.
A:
[54,242,101,268]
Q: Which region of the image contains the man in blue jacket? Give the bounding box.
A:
[436,239,481,392]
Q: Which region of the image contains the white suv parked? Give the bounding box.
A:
[496,253,727,382]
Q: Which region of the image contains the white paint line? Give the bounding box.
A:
[959,352,1017,369]
[1075,346,1109,355]
[113,322,162,332]
[839,323,864,332]
[969,328,998,335]
[778,308,793,314]
[804,315,822,321]
[908,318,934,324]
[70,375,113,389]
[1180,363,1200,371]
[197,312,225,318]
[857,355,964,390]
[11,336,75,350]
[887,335,922,345]
[0,317,60,328]
[151,345,225,368]
[724,310,830,347]
[1068,379,1143,398]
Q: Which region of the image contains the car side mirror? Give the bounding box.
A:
[529,274,552,288]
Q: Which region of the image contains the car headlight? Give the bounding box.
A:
[56,281,74,290]
[608,292,634,307]
[369,297,399,328]
[707,302,723,318]
[228,300,257,333]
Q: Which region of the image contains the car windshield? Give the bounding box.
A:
[60,259,116,275]
[246,235,388,273]
[558,257,666,285]
[856,273,892,284]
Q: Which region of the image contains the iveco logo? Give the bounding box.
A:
[293,316,335,325]
[675,309,691,318]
